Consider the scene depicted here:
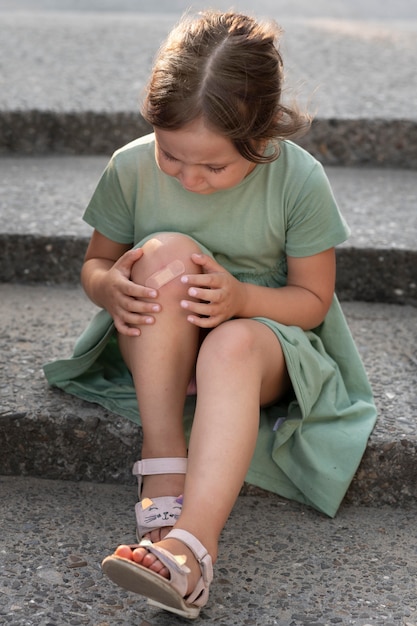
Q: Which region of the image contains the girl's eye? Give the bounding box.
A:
[162,150,225,173]
[163,151,177,162]
[207,166,226,174]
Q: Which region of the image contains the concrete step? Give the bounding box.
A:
[1,283,416,509]
[0,7,416,166]
[1,155,416,305]
[1,475,416,625]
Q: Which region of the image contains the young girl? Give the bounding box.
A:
[44,10,377,619]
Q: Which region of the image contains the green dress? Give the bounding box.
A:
[44,135,377,517]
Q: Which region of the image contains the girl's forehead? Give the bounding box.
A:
[154,122,238,163]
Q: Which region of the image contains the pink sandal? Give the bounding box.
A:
[132,457,187,539]
[101,528,213,619]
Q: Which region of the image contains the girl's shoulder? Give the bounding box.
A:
[113,133,156,163]
[108,133,159,186]
[262,140,330,199]
[277,140,321,172]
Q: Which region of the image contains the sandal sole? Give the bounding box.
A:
[101,555,200,619]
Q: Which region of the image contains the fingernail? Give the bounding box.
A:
[180,300,188,309]
[149,290,157,297]
[181,275,188,283]
[189,288,197,297]
[145,317,154,324]
[152,304,160,312]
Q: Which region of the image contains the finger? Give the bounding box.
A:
[181,272,221,289]
[185,286,222,303]
[114,318,141,336]
[185,313,221,329]
[190,253,223,273]
[125,281,159,301]
[124,297,161,315]
[115,315,157,335]
[113,296,160,325]
[116,247,144,274]
[119,307,158,326]
[180,299,217,317]
[116,291,157,312]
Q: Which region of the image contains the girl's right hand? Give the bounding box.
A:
[82,230,162,336]
[101,248,161,336]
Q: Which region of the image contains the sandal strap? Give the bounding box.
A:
[132,457,187,495]
[165,529,213,607]
[137,539,191,599]
[138,529,213,610]
[135,495,183,539]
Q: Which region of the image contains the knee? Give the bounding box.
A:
[131,233,203,287]
[197,320,259,370]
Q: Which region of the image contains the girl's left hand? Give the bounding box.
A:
[180,253,246,328]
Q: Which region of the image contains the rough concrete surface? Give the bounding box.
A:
[1,475,417,626]
[1,3,417,165]
[2,157,417,249]
[0,157,416,304]
[0,2,417,624]
[1,8,416,121]
[2,0,417,19]
[1,284,416,508]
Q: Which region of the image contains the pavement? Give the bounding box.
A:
[1,1,417,167]
[0,1,417,625]
[1,476,417,626]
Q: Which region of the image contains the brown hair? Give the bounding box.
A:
[142,11,311,163]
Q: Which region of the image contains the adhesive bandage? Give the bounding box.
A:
[145,259,185,289]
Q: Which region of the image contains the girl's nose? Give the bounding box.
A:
[179,165,201,189]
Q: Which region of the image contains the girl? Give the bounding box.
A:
[44,10,377,619]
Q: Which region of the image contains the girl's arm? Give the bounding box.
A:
[81,229,133,308]
[240,248,336,329]
[180,247,336,331]
[81,229,160,335]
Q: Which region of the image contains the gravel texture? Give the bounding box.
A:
[1,3,417,624]
[0,284,416,508]
[0,6,416,165]
[0,157,416,304]
[1,475,417,626]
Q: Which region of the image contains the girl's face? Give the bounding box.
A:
[154,118,257,195]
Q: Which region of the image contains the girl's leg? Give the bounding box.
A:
[118,233,203,540]
[135,318,290,594]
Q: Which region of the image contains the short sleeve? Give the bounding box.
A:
[83,155,135,244]
[285,161,350,257]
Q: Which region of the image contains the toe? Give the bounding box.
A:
[131,546,148,564]
[131,547,170,579]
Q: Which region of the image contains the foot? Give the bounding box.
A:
[104,529,214,618]
[117,537,202,596]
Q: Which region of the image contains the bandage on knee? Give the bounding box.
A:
[145,259,185,289]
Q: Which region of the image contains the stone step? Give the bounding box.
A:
[0,7,416,166]
[0,155,416,304]
[0,283,416,509]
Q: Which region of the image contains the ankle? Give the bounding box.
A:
[141,447,188,460]
[171,526,218,565]
[141,473,185,500]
